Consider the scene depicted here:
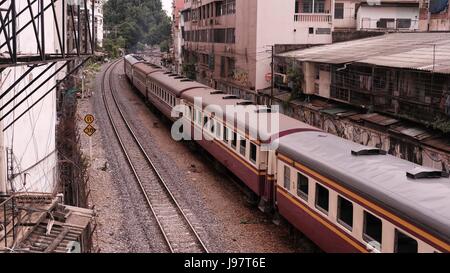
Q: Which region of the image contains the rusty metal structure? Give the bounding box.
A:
[0,0,96,252]
[0,0,95,130]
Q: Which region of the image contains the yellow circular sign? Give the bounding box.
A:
[84,114,95,124]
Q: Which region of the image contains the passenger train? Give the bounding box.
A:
[123,54,450,253]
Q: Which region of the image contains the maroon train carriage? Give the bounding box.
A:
[123,55,142,81]
[146,71,209,120]
[131,62,163,99]
[179,88,320,206]
[122,55,450,253]
[275,130,450,253]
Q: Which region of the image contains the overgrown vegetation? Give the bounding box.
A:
[286,64,303,101]
[429,117,450,134]
[182,63,197,80]
[103,0,171,55]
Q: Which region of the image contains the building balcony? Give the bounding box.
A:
[294,13,332,22]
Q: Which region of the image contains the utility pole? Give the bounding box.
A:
[270,45,274,107]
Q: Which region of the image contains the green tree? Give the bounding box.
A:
[104,0,171,52]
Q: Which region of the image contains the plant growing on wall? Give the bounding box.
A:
[182,63,196,80]
[286,64,303,101]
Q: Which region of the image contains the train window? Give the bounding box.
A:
[250,143,257,163]
[296,173,308,200]
[210,120,215,134]
[315,184,329,214]
[231,131,237,148]
[216,122,222,138]
[283,166,291,190]
[394,230,418,253]
[224,127,229,143]
[363,211,382,245]
[203,116,208,128]
[239,136,246,156]
[337,196,353,230]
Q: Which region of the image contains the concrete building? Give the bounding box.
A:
[333,0,450,33]
[357,0,420,31]
[0,0,95,194]
[265,32,450,171]
[419,0,450,31]
[172,0,185,73]
[80,0,104,48]
[179,0,334,101]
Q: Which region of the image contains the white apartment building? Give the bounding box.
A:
[0,0,86,194]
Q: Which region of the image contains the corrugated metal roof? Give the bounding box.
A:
[422,136,450,153]
[359,113,400,126]
[279,32,450,74]
[389,124,434,141]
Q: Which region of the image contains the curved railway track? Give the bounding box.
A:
[101,60,208,253]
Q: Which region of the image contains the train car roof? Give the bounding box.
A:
[182,88,319,142]
[277,131,450,244]
[149,71,210,96]
[133,62,163,75]
[124,54,141,65]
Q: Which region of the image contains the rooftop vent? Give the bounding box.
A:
[222,95,238,100]
[236,101,253,106]
[351,148,387,156]
[174,76,184,79]
[210,90,225,95]
[406,167,450,179]
[255,107,273,113]
[169,73,178,77]
[163,71,171,74]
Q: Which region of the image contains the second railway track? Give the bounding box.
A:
[101,60,208,253]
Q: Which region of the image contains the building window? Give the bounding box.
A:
[335,3,344,19]
[302,0,313,13]
[337,196,353,230]
[250,143,257,163]
[214,28,226,43]
[296,172,308,200]
[239,136,246,156]
[397,19,412,29]
[227,58,235,77]
[315,183,329,213]
[395,230,418,253]
[377,18,395,29]
[295,0,300,13]
[309,27,314,34]
[226,28,235,44]
[314,0,326,13]
[363,211,382,246]
[283,166,291,190]
[220,56,226,77]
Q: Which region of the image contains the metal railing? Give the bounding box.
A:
[360,18,419,31]
[294,13,332,22]
[0,196,18,249]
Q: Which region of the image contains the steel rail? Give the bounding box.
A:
[101,60,208,253]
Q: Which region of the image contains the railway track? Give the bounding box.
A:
[101,60,208,253]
